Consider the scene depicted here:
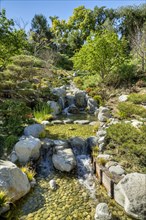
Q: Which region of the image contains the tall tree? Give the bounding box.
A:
[0,9,28,69]
[72,30,128,83]
[30,14,52,55]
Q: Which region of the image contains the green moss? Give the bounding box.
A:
[45,124,94,139]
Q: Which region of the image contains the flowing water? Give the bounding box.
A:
[3,114,133,220]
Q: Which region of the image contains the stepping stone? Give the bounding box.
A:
[51,120,63,124]
[74,120,90,125]
[63,119,73,124]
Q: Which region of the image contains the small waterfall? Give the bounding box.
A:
[37,147,54,177]
[76,155,97,200]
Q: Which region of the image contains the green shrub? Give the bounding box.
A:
[0,100,32,135]
[56,53,73,70]
[107,123,139,146]
[97,157,107,166]
[117,102,146,119]
[128,93,146,104]
[106,123,146,171]
[0,135,5,157]
[93,95,103,106]
[73,76,83,88]
[4,135,18,154]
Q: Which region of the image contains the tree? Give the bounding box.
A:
[30,14,53,56]
[0,9,29,69]
[50,6,116,56]
[72,30,128,83]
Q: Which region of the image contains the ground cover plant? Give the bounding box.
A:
[106,123,146,173]
[117,102,146,119]
[128,93,146,104]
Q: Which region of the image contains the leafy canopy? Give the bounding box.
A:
[72,30,127,82]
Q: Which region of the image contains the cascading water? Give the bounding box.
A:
[76,155,97,200]
[72,143,97,201]
[37,146,54,177]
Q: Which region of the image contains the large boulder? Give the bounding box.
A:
[24,124,44,138]
[69,137,88,155]
[15,136,41,163]
[75,91,87,108]
[47,100,61,115]
[98,107,110,122]
[51,87,66,97]
[66,95,75,106]
[52,147,76,172]
[94,203,112,220]
[86,136,98,149]
[0,160,30,202]
[67,104,80,114]
[114,173,146,219]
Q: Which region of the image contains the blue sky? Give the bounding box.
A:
[0,0,145,31]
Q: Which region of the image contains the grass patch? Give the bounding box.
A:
[45,124,95,139]
[21,166,36,181]
[0,191,9,207]
[106,123,146,173]
[128,93,146,104]
[33,102,53,123]
[117,102,146,119]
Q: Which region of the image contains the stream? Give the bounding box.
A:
[4,113,133,220]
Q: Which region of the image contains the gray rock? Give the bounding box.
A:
[66,95,75,106]
[105,161,118,169]
[99,143,105,152]
[67,104,80,114]
[131,119,143,128]
[51,87,66,97]
[109,165,125,175]
[98,136,106,144]
[89,121,98,126]
[118,95,128,102]
[0,160,30,202]
[41,138,54,149]
[41,120,50,126]
[15,136,41,163]
[24,124,44,138]
[87,97,98,114]
[94,203,112,220]
[98,107,110,122]
[47,100,61,115]
[63,119,73,124]
[49,179,57,190]
[75,91,87,108]
[51,120,63,124]
[96,130,107,137]
[53,140,68,147]
[87,136,98,149]
[70,137,86,147]
[114,173,146,219]
[97,154,113,161]
[52,148,76,172]
[9,151,18,163]
[74,120,90,125]
[69,137,87,155]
